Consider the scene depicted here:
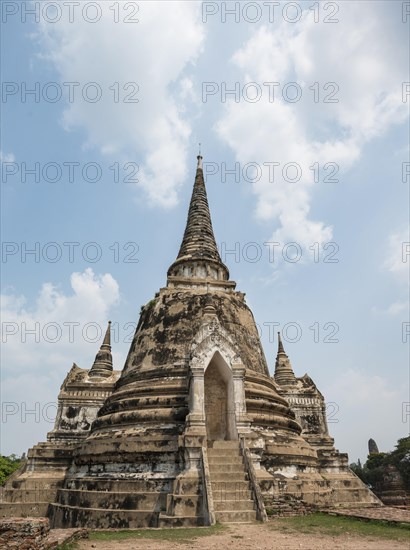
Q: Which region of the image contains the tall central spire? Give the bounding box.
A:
[167,155,230,284]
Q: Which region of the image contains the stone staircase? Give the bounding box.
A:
[207,441,257,523]
[50,477,171,528]
[0,443,72,520]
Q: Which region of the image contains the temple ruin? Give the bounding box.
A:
[0,155,381,527]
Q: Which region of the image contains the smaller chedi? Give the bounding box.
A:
[368,438,380,455]
[364,438,409,507]
[0,155,381,528]
[273,333,342,468]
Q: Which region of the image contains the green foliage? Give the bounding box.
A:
[363,452,388,489]
[349,459,369,485]
[140,298,157,315]
[0,455,22,486]
[366,452,388,470]
[271,512,410,542]
[390,437,410,488]
[349,461,363,478]
[350,436,410,491]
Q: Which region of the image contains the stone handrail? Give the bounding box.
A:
[201,447,216,526]
[239,436,268,522]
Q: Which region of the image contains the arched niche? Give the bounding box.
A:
[204,351,237,441]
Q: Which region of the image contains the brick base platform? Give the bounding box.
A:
[0,517,87,549]
[322,506,410,524]
[45,527,88,548]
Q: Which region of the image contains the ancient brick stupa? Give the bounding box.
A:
[0,155,381,528]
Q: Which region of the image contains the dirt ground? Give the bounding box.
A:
[76,522,409,550]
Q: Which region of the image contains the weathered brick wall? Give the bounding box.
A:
[0,517,50,550]
[264,494,314,517]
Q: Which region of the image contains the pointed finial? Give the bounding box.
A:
[89,320,113,378]
[197,143,203,169]
[274,332,296,385]
[167,152,230,284]
[102,321,111,347]
[278,332,285,354]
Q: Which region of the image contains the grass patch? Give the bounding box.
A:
[270,512,410,542]
[89,523,226,543]
[56,543,78,550]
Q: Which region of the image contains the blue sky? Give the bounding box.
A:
[1,1,409,463]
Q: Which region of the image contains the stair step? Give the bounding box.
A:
[64,477,172,493]
[0,502,50,518]
[56,488,164,510]
[207,451,241,458]
[1,488,56,503]
[214,510,257,523]
[158,515,205,528]
[211,481,250,492]
[214,500,255,511]
[8,477,64,490]
[208,456,243,465]
[50,503,159,529]
[208,464,246,473]
[208,441,239,450]
[206,441,257,524]
[212,489,252,501]
[210,472,248,482]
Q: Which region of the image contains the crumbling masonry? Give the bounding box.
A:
[0,156,381,527]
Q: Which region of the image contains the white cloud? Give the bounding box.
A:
[377,226,410,315]
[384,227,410,286]
[371,300,409,317]
[34,1,205,207]
[216,4,408,255]
[1,268,122,454]
[1,268,121,374]
[0,150,15,163]
[386,301,408,316]
[326,368,398,407]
